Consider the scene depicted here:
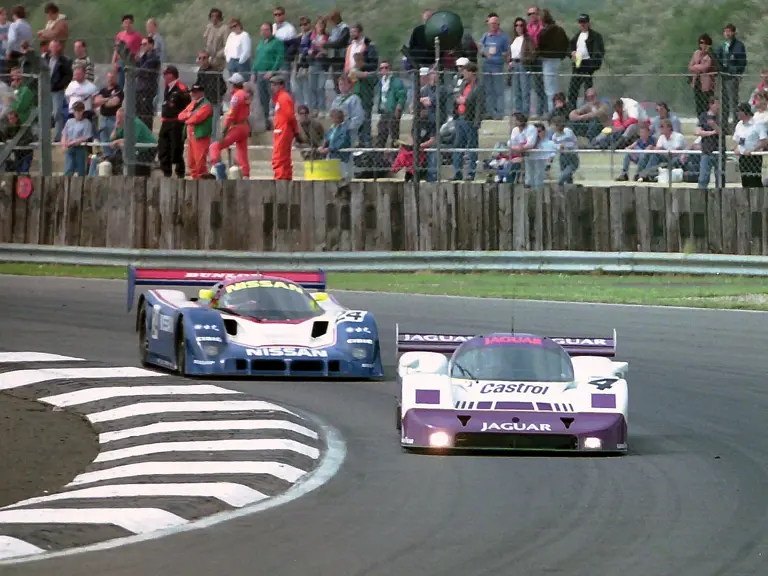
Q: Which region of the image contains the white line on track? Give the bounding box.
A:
[0,508,187,534]
[93,439,320,463]
[0,537,44,560]
[0,367,165,391]
[40,385,241,407]
[0,352,84,363]
[87,400,299,423]
[3,483,268,509]
[98,419,319,443]
[67,461,308,486]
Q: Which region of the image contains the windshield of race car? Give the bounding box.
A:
[450,337,574,382]
[215,279,323,321]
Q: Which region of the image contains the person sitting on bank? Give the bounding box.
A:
[91,106,157,176]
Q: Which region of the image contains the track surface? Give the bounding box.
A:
[1,276,768,575]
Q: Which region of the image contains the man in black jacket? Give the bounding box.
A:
[566,14,604,109]
[136,36,161,130]
[715,23,748,130]
[195,50,227,138]
[44,40,72,142]
[158,65,190,178]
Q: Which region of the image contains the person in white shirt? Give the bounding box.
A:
[272,6,298,92]
[752,92,768,127]
[225,18,252,75]
[504,112,533,183]
[509,17,532,116]
[641,118,687,181]
[511,119,549,189]
[732,102,768,188]
[567,14,604,109]
[550,115,579,184]
[64,64,98,120]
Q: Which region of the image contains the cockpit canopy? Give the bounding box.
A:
[450,334,574,382]
[213,278,324,321]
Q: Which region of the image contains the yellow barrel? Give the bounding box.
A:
[304,159,342,181]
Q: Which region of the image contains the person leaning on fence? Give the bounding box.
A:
[451,61,484,182]
[617,123,656,182]
[178,84,214,179]
[696,96,723,190]
[61,101,92,176]
[318,108,352,177]
[270,74,298,180]
[92,70,123,157]
[104,106,157,176]
[0,109,34,174]
[732,102,767,188]
[295,104,325,159]
[210,72,251,180]
[7,66,33,124]
[159,65,190,178]
[549,115,578,185]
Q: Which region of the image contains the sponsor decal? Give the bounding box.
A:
[403,334,471,343]
[484,336,542,345]
[246,347,328,358]
[589,377,618,391]
[480,383,550,395]
[194,324,220,332]
[402,437,414,445]
[150,306,174,339]
[196,336,223,343]
[337,311,368,323]
[193,360,215,365]
[551,338,608,346]
[346,326,371,334]
[347,338,373,344]
[186,272,252,280]
[159,315,173,332]
[362,363,374,368]
[617,443,627,450]
[225,279,303,294]
[481,422,552,432]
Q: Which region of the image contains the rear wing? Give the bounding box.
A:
[126,266,326,312]
[549,329,617,357]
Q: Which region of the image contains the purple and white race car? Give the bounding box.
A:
[395,327,628,454]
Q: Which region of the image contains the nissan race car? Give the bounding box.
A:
[396,327,628,453]
[127,267,383,378]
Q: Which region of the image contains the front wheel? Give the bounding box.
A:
[395,401,402,431]
[138,308,150,367]
[175,322,187,376]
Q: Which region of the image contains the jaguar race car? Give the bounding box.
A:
[127,266,383,379]
[396,327,628,453]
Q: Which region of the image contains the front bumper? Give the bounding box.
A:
[401,409,627,452]
[184,352,384,379]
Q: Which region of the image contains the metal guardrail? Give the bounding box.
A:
[2,244,768,276]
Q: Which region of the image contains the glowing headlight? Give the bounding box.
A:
[201,344,221,357]
[429,431,452,448]
[351,347,368,360]
[583,437,602,450]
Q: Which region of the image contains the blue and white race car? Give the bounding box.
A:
[127,266,383,379]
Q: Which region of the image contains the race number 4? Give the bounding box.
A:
[338,311,367,322]
[589,378,618,391]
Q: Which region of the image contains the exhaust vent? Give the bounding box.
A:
[560,417,574,429]
[223,319,238,336]
[457,415,472,427]
[311,321,329,339]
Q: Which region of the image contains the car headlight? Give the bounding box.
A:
[583,437,602,450]
[201,344,222,357]
[429,431,452,448]
[351,347,368,360]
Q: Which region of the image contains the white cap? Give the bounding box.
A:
[228,72,245,84]
[419,67,431,77]
[456,57,469,67]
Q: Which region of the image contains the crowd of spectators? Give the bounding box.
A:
[0,3,766,187]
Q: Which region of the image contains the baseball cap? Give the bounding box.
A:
[228,72,245,84]
[419,67,430,77]
[190,83,204,92]
[163,64,179,77]
[456,57,469,67]
[577,14,590,22]
[269,74,285,84]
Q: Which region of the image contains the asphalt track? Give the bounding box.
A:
[1,275,768,576]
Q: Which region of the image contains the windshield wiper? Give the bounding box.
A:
[453,361,479,382]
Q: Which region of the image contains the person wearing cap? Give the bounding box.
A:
[159,64,191,178]
[732,102,767,188]
[210,72,251,180]
[270,74,299,179]
[567,14,604,109]
[61,100,92,176]
[178,84,215,179]
[452,61,484,181]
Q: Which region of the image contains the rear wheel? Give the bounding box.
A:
[138,308,150,367]
[175,322,187,376]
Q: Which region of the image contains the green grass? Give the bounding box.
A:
[2,263,768,310]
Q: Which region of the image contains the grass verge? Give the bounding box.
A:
[1,263,768,310]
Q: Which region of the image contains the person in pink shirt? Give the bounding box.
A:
[526,6,546,116]
[112,14,143,89]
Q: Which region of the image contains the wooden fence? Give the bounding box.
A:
[1,174,767,254]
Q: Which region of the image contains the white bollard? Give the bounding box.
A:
[98,160,113,176]
[227,165,242,180]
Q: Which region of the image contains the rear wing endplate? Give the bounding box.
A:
[126,266,326,312]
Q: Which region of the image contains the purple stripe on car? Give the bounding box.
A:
[591,394,616,409]
[477,401,493,409]
[537,402,553,411]
[495,401,535,410]
[416,389,440,405]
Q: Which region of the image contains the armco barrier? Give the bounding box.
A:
[3,244,768,276]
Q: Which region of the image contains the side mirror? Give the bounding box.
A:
[199,289,214,300]
[312,292,329,302]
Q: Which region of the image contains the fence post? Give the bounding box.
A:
[717,68,726,188]
[411,66,420,194]
[122,57,137,177]
[38,60,53,177]
[434,36,441,184]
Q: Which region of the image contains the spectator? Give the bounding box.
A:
[547,91,568,124]
[136,36,161,130]
[195,50,227,138]
[204,9,228,71]
[323,10,350,93]
[62,101,92,176]
[479,13,509,120]
[307,17,328,113]
[0,110,33,173]
[252,22,284,130]
[329,73,364,145]
[732,102,767,188]
[643,118,687,180]
[113,15,143,90]
[550,114,578,185]
[319,108,352,177]
[72,40,94,83]
[295,16,312,107]
[525,6,545,117]
[593,97,645,150]
[753,92,768,126]
[567,14,604,110]
[568,87,611,141]
[64,65,98,124]
[92,70,123,155]
[109,106,157,176]
[0,75,11,120]
[225,18,252,75]
[345,24,376,77]
[0,9,9,76]
[347,27,378,146]
[520,122,549,189]
[617,123,656,182]
[688,34,716,119]
[178,83,214,179]
[7,66,33,124]
[158,64,190,178]
[44,40,72,142]
[412,73,438,182]
[451,61,484,181]
[749,69,768,111]
[696,96,723,189]
[146,18,166,62]
[650,102,681,136]
[537,9,569,115]
[374,59,407,149]
[509,17,535,116]
[6,6,32,70]
[504,112,533,183]
[406,9,435,70]
[210,73,251,180]
[270,75,298,180]
[37,3,68,51]
[295,104,325,159]
[272,6,299,92]
[716,24,747,130]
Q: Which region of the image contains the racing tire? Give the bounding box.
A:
[175,322,187,376]
[395,401,402,431]
[137,308,150,367]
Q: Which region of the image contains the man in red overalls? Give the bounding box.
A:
[210,72,251,180]
[178,84,214,179]
[270,75,299,180]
